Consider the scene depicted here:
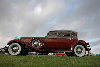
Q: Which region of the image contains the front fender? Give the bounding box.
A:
[7,39,44,51]
[7,39,31,47]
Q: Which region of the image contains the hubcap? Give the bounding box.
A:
[11,45,19,53]
[76,47,83,54]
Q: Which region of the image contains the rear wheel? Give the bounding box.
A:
[73,45,86,57]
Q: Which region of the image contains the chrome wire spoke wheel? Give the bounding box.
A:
[32,39,41,48]
[11,45,19,53]
[74,45,86,57]
[76,47,83,54]
[8,43,21,55]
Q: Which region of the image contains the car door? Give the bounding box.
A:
[44,32,58,49]
[62,32,71,49]
[57,32,63,48]
[57,32,72,49]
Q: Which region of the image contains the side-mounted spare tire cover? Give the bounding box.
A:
[32,39,44,50]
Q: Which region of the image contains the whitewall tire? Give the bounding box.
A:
[74,45,86,57]
[8,43,22,55]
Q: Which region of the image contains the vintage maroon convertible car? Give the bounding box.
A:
[7,30,91,57]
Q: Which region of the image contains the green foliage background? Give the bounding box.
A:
[0,54,100,67]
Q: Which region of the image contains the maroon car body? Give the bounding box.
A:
[7,30,91,57]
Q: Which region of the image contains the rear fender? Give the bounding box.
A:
[71,40,89,51]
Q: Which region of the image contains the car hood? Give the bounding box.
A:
[20,37,46,40]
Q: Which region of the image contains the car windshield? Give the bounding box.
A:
[49,32,57,37]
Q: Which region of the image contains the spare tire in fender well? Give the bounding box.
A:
[32,39,44,50]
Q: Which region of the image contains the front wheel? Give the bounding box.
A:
[8,43,22,55]
[73,45,86,57]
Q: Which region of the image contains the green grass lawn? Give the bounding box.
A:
[0,54,100,67]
